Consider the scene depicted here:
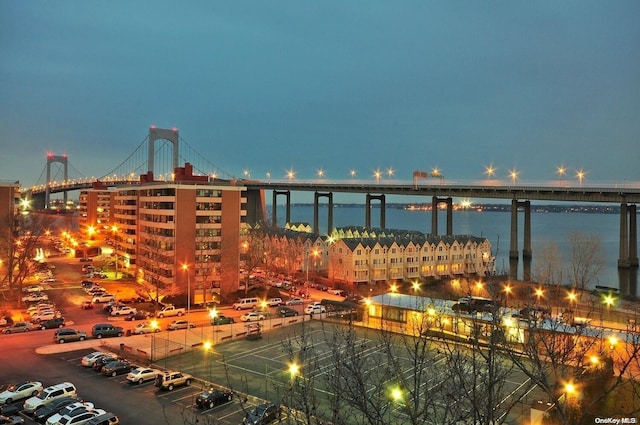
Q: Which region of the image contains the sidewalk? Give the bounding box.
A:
[36,314,312,360]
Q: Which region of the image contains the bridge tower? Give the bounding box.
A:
[45,153,68,209]
[148,127,179,176]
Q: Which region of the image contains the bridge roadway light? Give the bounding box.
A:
[374,169,382,183]
[576,169,586,186]
[349,169,357,178]
[317,169,325,178]
[286,169,295,180]
[509,169,518,184]
[556,165,566,181]
[484,165,496,179]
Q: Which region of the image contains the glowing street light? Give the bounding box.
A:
[288,362,300,379]
[509,169,519,184]
[373,169,382,183]
[411,280,421,292]
[576,169,586,186]
[556,165,566,181]
[534,287,544,304]
[286,169,295,180]
[349,169,357,178]
[386,167,394,178]
[243,169,251,179]
[317,169,325,178]
[484,165,496,179]
[567,290,578,309]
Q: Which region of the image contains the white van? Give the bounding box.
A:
[23,382,77,413]
[233,297,259,310]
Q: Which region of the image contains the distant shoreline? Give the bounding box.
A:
[283,203,622,214]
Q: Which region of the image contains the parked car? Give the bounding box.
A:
[3,322,36,334]
[54,329,87,344]
[110,306,136,316]
[277,306,299,317]
[304,302,327,315]
[132,322,160,335]
[0,413,25,424]
[23,382,77,413]
[22,292,49,303]
[54,408,105,425]
[92,355,119,372]
[126,367,161,385]
[23,285,45,293]
[40,277,57,284]
[266,298,283,307]
[101,361,133,377]
[195,388,233,409]
[0,382,43,405]
[211,315,234,325]
[240,312,265,322]
[242,402,280,425]
[32,310,60,323]
[45,401,94,425]
[103,301,125,313]
[167,320,195,331]
[124,311,150,321]
[39,317,66,330]
[91,324,123,339]
[32,397,78,424]
[154,371,192,391]
[81,352,107,368]
[285,297,303,306]
[92,294,115,303]
[80,301,93,310]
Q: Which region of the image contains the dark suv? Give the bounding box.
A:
[40,317,66,330]
[91,323,124,338]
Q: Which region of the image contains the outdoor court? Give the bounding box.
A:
[159,319,543,424]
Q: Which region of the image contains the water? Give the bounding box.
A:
[273,204,638,296]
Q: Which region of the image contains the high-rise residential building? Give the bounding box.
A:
[79,163,259,303]
[0,181,22,230]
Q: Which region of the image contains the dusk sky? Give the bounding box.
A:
[2,2,639,195]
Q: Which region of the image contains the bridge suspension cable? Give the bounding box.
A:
[178,135,235,180]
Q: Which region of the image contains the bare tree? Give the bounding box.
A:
[532,240,564,289]
[566,231,605,291]
[0,211,53,302]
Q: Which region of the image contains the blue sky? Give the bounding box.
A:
[1,1,639,196]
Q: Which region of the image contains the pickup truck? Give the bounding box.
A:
[156,305,185,318]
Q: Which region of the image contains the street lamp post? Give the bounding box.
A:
[182,264,191,322]
[111,225,118,280]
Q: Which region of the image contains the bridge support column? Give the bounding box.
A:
[510,199,519,259]
[523,201,532,259]
[365,194,386,229]
[618,203,638,268]
[272,190,291,226]
[45,154,68,209]
[313,192,334,235]
[630,205,638,266]
[431,197,452,236]
[509,200,532,260]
